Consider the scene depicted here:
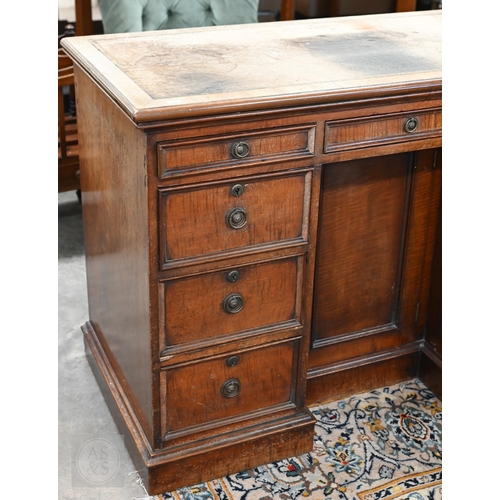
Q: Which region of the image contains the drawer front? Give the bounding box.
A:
[324,109,442,153]
[160,258,301,350]
[157,125,315,178]
[161,339,298,435]
[159,171,311,267]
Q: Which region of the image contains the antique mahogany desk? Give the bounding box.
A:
[62,11,442,494]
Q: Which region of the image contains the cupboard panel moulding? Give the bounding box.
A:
[312,153,412,344]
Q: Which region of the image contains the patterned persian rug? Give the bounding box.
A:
[154,378,442,500]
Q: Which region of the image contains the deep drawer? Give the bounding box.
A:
[160,339,299,436]
[159,257,302,351]
[158,170,312,267]
[157,125,315,178]
[324,109,442,153]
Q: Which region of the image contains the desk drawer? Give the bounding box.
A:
[160,339,298,436]
[157,125,315,178]
[159,170,311,267]
[324,109,442,153]
[160,257,301,350]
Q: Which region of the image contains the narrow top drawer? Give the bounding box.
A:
[157,125,315,178]
[324,109,441,153]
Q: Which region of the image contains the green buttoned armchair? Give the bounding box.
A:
[97,0,261,34]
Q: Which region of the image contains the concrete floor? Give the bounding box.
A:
[58,191,149,499]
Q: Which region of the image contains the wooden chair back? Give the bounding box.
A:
[58,36,80,192]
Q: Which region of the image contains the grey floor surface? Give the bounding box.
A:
[58,191,150,499]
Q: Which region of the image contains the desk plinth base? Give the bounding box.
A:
[82,322,316,495]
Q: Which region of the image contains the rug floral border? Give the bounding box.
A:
[158,378,442,500]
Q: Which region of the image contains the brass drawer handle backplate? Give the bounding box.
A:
[223,293,244,314]
[231,141,250,159]
[226,207,247,229]
[404,117,419,133]
[221,378,241,398]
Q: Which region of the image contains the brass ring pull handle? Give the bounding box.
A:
[221,378,241,398]
[404,117,419,133]
[226,207,247,229]
[223,293,244,314]
[231,141,250,159]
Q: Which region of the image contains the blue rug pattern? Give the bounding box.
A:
[156,379,442,500]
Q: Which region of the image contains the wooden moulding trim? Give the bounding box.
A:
[140,88,443,132]
[66,53,440,127]
[82,322,154,459]
[157,165,314,193]
[323,130,442,155]
[161,333,303,370]
[159,320,302,362]
[162,401,299,442]
[157,124,316,179]
[158,151,314,181]
[83,320,316,464]
[161,238,309,271]
[323,108,442,154]
[307,340,423,379]
[318,136,442,167]
[311,323,399,350]
[420,340,442,369]
[131,80,443,125]
[152,410,316,462]
[159,250,307,281]
[158,242,310,281]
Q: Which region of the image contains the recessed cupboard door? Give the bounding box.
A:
[310,150,441,367]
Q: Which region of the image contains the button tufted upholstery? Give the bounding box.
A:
[98,0,259,34]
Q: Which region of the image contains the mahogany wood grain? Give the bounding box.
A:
[397,149,441,339]
[419,352,442,400]
[74,0,93,36]
[312,153,411,341]
[306,352,421,405]
[395,0,417,12]
[76,67,154,442]
[146,411,315,493]
[424,204,442,355]
[84,321,315,493]
[309,149,441,397]
[419,203,442,398]
[62,12,442,493]
[161,257,301,348]
[162,340,298,434]
[157,125,314,177]
[324,109,441,153]
[159,171,311,266]
[280,0,295,20]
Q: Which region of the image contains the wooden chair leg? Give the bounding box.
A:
[280,0,295,20]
